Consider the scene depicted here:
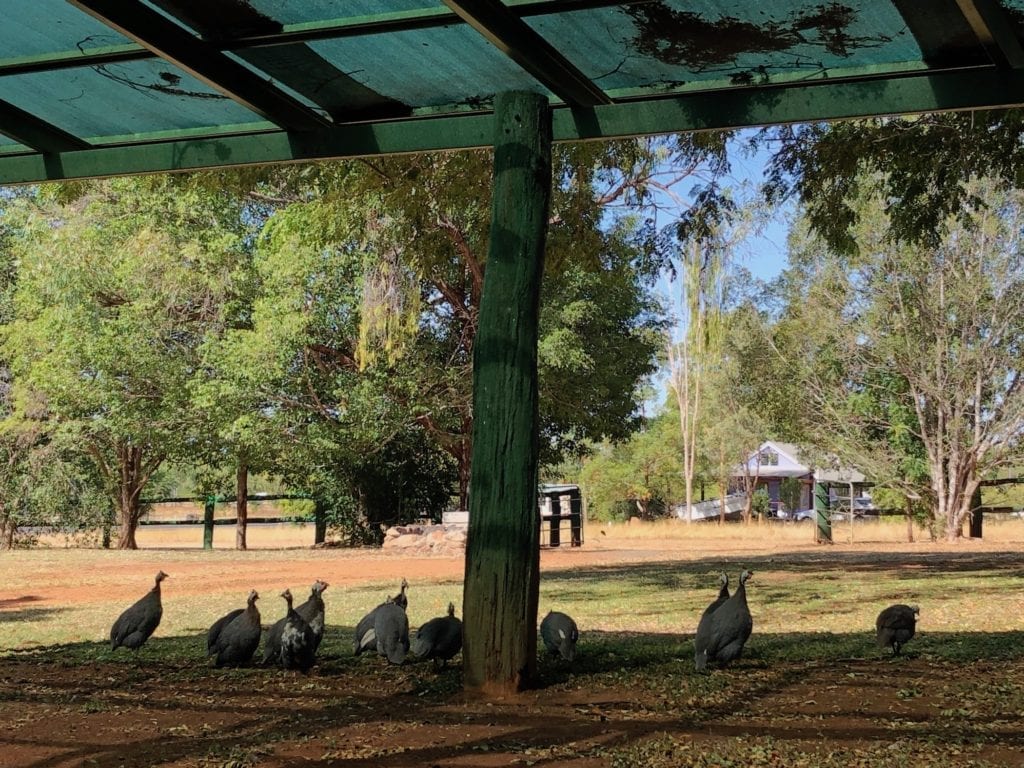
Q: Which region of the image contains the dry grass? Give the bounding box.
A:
[597,514,1024,545]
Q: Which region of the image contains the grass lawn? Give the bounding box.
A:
[1,521,1023,766]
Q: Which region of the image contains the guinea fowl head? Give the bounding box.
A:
[447,602,456,617]
[280,589,293,607]
[155,570,169,585]
[247,590,259,605]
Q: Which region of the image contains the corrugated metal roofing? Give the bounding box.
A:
[0,0,1021,182]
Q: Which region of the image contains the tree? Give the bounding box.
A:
[579,411,685,521]
[234,135,722,507]
[0,178,252,548]
[784,180,1024,540]
[761,111,1024,253]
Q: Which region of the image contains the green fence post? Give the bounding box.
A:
[203,496,215,550]
[314,500,327,546]
[814,481,832,544]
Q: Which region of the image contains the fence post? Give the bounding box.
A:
[314,500,327,545]
[203,496,215,550]
[814,481,832,544]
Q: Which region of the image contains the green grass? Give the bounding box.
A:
[3,547,1024,766]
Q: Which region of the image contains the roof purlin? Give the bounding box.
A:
[66,0,333,133]
[953,0,1024,68]
[0,99,91,154]
[442,0,612,107]
[2,65,1022,185]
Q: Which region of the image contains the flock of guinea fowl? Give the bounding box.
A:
[108,568,920,672]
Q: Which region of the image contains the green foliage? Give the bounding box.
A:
[761,110,1024,253]
[0,177,256,546]
[579,410,684,521]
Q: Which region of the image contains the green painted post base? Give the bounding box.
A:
[463,90,551,696]
[814,482,832,544]
[203,497,215,550]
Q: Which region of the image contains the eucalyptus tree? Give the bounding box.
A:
[784,181,1024,540]
[1,178,253,548]
[240,138,709,507]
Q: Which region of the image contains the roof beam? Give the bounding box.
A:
[0,0,652,77]
[66,0,332,131]
[4,66,1024,185]
[953,0,1024,68]
[0,99,91,153]
[441,0,611,107]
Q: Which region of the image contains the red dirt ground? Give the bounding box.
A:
[2,538,1023,767]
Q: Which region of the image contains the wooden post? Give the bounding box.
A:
[314,499,327,545]
[203,496,215,550]
[463,90,551,696]
[814,480,832,544]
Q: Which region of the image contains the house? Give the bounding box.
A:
[734,441,870,515]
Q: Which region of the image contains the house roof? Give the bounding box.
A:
[1,1,1024,183]
[739,440,868,483]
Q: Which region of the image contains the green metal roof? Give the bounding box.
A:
[1,0,1023,183]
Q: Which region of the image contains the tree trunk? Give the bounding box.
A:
[115,445,147,549]
[236,463,248,551]
[0,508,13,550]
[463,91,550,697]
[457,432,471,510]
[116,483,140,549]
[904,496,915,543]
[718,480,727,525]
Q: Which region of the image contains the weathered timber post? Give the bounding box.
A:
[463,90,551,696]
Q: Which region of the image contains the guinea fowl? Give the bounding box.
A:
[263,580,327,664]
[296,580,328,653]
[540,611,579,662]
[277,589,316,672]
[373,599,410,664]
[695,570,753,672]
[209,590,261,667]
[876,603,920,656]
[411,602,463,669]
[110,570,168,651]
[693,572,730,669]
[391,578,409,610]
[207,608,244,657]
[354,579,409,655]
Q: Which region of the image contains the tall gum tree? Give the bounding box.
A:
[784,181,1024,540]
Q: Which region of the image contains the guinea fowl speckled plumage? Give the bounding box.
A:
[540,611,579,662]
[374,600,410,665]
[277,589,316,672]
[296,580,328,653]
[110,571,168,651]
[206,608,243,656]
[411,602,463,669]
[876,603,919,656]
[209,590,261,667]
[263,580,327,664]
[693,572,730,669]
[354,579,408,656]
[695,570,753,672]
